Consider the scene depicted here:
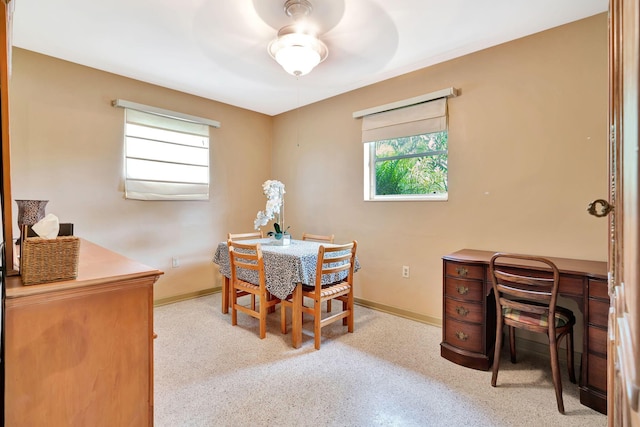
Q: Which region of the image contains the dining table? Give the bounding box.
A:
[212,238,360,348]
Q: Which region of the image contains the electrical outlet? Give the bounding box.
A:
[402,265,410,278]
[172,257,179,268]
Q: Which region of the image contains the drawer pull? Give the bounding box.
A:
[455,331,469,341]
[455,267,468,277]
[455,285,469,295]
[455,306,469,316]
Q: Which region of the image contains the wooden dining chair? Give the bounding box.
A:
[302,232,335,311]
[490,253,576,414]
[281,241,357,350]
[222,231,264,313]
[228,240,280,339]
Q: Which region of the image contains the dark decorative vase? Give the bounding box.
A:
[15,199,49,243]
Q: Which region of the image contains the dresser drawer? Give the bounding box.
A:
[444,261,484,280]
[444,317,484,352]
[444,297,483,323]
[444,277,484,302]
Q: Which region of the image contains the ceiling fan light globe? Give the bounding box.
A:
[275,44,321,76]
[269,32,328,77]
[267,2,328,77]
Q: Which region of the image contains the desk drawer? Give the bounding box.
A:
[444,278,484,302]
[444,261,484,280]
[558,275,584,297]
[444,297,483,323]
[444,317,483,352]
[589,298,609,328]
[588,326,607,356]
[587,353,607,393]
[589,278,609,299]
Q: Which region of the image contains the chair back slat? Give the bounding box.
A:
[228,231,263,241]
[495,283,553,302]
[321,263,351,276]
[302,233,334,243]
[499,298,548,315]
[494,270,555,289]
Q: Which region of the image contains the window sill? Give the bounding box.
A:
[364,194,448,202]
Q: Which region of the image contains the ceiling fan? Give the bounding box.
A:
[193,0,397,86]
[253,0,397,80]
[267,0,329,76]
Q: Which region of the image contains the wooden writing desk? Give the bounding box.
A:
[440,249,608,414]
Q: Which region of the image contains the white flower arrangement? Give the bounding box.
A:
[254,180,289,236]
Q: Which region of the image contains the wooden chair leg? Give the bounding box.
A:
[566,329,576,384]
[347,292,354,332]
[491,320,504,387]
[266,293,275,314]
[548,334,565,414]
[231,286,238,326]
[342,299,348,326]
[281,302,288,334]
[314,298,322,350]
[259,293,267,339]
[509,326,516,363]
[222,277,230,314]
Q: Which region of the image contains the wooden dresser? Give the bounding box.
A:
[4,239,163,426]
[441,249,608,414]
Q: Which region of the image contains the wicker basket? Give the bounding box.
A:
[21,236,81,285]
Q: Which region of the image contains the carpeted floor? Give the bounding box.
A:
[153,293,607,427]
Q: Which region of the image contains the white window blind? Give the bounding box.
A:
[361,97,447,143]
[123,108,211,201]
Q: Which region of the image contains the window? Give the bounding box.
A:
[358,94,451,201]
[365,131,448,200]
[114,100,220,201]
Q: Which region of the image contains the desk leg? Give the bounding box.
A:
[292,284,302,349]
[222,276,230,314]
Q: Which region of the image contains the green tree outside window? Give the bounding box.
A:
[374,131,448,196]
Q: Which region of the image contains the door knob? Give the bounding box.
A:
[587,199,613,217]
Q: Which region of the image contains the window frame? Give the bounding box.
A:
[113,100,220,202]
[363,131,449,202]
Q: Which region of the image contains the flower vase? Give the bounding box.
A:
[271,233,291,246]
[16,199,49,243]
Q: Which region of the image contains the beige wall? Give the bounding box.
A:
[9,13,608,322]
[9,49,272,301]
[272,13,609,321]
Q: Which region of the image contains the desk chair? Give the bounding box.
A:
[228,240,280,339]
[281,241,357,350]
[302,232,335,311]
[222,231,264,313]
[490,253,576,414]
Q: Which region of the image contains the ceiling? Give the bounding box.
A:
[11,0,607,116]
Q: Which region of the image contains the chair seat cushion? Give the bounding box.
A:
[503,307,571,328]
